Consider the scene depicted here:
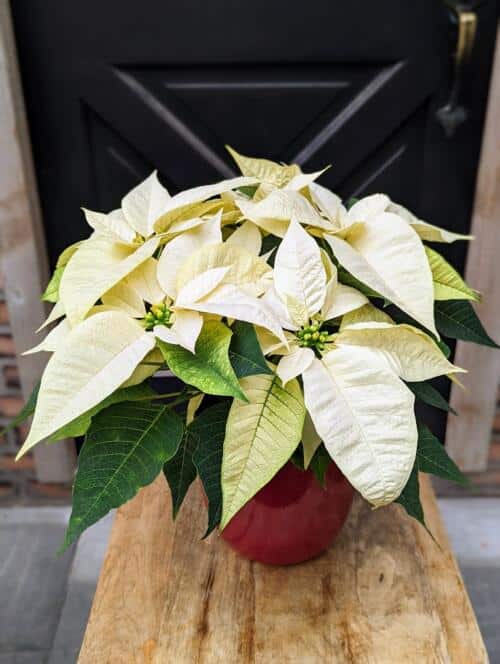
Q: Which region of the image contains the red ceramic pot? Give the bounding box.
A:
[220,461,354,565]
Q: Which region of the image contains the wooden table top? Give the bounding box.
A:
[79,475,487,663]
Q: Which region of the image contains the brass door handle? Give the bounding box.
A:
[436,2,479,137]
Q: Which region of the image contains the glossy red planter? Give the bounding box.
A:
[220,461,354,565]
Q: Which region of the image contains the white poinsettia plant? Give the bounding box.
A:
[8,147,497,548]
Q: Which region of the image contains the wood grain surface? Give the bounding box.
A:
[79,475,487,663]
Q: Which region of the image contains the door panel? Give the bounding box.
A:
[8,0,452,261]
[10,0,499,438]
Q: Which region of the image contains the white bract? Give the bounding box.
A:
[154,212,284,352]
[264,218,464,506]
[82,171,169,245]
[323,194,437,335]
[236,189,337,237]
[17,311,156,457]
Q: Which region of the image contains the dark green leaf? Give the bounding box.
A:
[435,300,499,348]
[260,234,280,266]
[290,446,304,470]
[387,308,451,358]
[407,381,457,415]
[62,401,184,550]
[191,401,231,536]
[229,321,272,379]
[436,339,451,358]
[236,184,259,198]
[344,196,359,210]
[309,444,331,488]
[397,423,470,533]
[1,380,40,436]
[416,423,470,486]
[158,320,247,401]
[395,464,426,527]
[49,383,156,441]
[163,429,198,519]
[386,307,420,327]
[337,266,382,299]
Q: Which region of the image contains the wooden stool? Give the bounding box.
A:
[78,475,487,663]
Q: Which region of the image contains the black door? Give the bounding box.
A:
[10,0,499,436]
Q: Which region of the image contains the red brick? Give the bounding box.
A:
[0,396,24,418]
[0,302,9,325]
[0,482,15,498]
[493,411,500,433]
[0,336,16,357]
[488,438,500,463]
[2,364,20,389]
[28,480,72,500]
[0,454,34,472]
[16,421,30,440]
[468,469,500,486]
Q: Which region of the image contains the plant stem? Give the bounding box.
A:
[166,394,197,409]
[134,390,200,403]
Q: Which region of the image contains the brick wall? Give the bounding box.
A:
[0,272,70,505]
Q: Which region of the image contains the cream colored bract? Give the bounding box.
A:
[20,151,479,535]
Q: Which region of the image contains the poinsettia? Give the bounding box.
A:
[154,212,283,352]
[6,148,496,553]
[59,172,258,326]
[261,218,463,508]
[320,194,436,335]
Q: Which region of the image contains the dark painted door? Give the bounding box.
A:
[10,0,499,436]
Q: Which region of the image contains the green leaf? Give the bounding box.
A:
[437,339,451,358]
[41,241,82,303]
[416,423,470,486]
[229,321,272,378]
[337,266,382,299]
[221,373,305,529]
[191,401,231,536]
[0,381,40,436]
[236,185,259,198]
[309,444,331,488]
[290,445,305,470]
[41,266,65,303]
[435,300,499,348]
[62,401,184,550]
[49,383,156,440]
[407,381,457,415]
[158,320,247,401]
[301,411,322,468]
[425,246,481,302]
[163,429,198,519]
[344,196,359,210]
[396,464,425,527]
[397,423,470,532]
[260,234,280,265]
[396,425,470,535]
[388,309,450,357]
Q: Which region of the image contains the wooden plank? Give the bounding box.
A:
[445,26,500,472]
[0,1,75,480]
[79,475,487,663]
